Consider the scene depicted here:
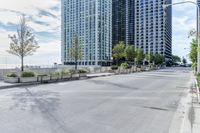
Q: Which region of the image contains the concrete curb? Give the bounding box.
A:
[0,82,40,90]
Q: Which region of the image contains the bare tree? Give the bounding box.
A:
[7,15,39,72]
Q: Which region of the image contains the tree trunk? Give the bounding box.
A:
[75,60,78,72]
[21,56,24,72]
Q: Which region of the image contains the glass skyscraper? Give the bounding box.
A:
[113,0,172,61]
[112,0,135,47]
[135,0,172,60]
[61,0,112,66]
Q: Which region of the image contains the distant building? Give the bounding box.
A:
[112,0,135,47]
[134,0,172,61]
[197,0,200,34]
[61,0,112,66]
[198,0,200,8]
[113,0,172,61]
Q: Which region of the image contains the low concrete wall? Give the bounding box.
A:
[0,68,57,80]
[0,66,112,80]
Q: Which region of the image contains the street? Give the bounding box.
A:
[0,67,192,133]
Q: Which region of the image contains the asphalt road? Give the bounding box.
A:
[0,67,192,133]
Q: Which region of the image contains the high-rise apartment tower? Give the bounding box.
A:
[61,0,112,66]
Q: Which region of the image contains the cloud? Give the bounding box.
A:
[172,0,196,61]
[0,0,61,68]
[0,0,198,67]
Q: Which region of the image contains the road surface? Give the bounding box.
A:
[0,67,192,133]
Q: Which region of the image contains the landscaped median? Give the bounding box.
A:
[1,65,162,89]
[4,69,89,84]
[110,63,161,75]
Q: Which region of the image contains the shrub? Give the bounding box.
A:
[121,63,131,69]
[61,69,70,76]
[7,73,18,77]
[78,69,88,74]
[50,70,61,77]
[111,66,118,70]
[192,63,197,70]
[21,71,35,77]
[69,69,76,74]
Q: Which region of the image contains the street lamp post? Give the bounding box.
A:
[163,1,200,73]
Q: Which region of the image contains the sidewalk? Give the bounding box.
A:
[0,73,114,90]
[169,72,200,133]
[181,74,200,133]
[190,92,200,133]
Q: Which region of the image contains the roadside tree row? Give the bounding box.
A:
[112,41,165,66]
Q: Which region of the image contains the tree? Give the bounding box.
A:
[113,41,125,66]
[146,52,155,64]
[188,29,200,38]
[172,55,181,65]
[7,15,39,72]
[189,30,198,71]
[125,45,136,63]
[135,48,145,65]
[189,39,197,64]
[69,34,83,71]
[154,54,165,65]
[182,57,187,65]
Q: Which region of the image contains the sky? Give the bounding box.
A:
[0,0,197,68]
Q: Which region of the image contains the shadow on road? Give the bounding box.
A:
[9,88,60,113]
[87,80,139,90]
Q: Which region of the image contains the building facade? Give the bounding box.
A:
[134,0,172,60]
[197,0,200,33]
[112,0,135,47]
[61,0,112,66]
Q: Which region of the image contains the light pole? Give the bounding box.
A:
[163,1,200,73]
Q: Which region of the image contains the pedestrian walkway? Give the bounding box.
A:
[181,73,200,133]
[191,93,200,133]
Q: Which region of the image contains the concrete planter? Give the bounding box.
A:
[131,67,136,73]
[39,76,51,83]
[71,74,80,79]
[120,69,130,74]
[4,77,19,83]
[62,75,71,79]
[79,73,87,77]
[114,70,119,74]
[20,77,37,83]
[50,76,60,81]
[136,68,141,72]
[79,73,88,79]
[141,67,146,71]
[37,75,50,82]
